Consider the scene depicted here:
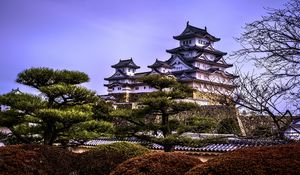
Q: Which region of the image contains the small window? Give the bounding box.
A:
[112,88,114,90]
[118,87,121,90]
[135,87,139,90]
[144,86,146,89]
[188,40,191,44]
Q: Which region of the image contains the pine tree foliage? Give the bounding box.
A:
[111,74,197,151]
[0,67,113,145]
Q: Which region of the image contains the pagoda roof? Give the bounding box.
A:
[104,82,145,87]
[171,67,238,79]
[173,22,220,42]
[148,59,173,69]
[133,71,152,78]
[104,69,132,81]
[186,57,233,68]
[166,45,227,56]
[112,58,140,69]
[165,54,196,69]
[179,79,238,90]
[206,68,239,79]
[178,72,196,81]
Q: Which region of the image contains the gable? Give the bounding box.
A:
[110,70,126,78]
[169,56,192,72]
[217,57,227,64]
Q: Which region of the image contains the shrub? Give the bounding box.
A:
[185,144,300,175]
[110,152,202,175]
[0,144,75,175]
[217,118,240,134]
[75,142,149,175]
[252,125,273,138]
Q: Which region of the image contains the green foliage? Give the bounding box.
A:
[112,74,198,151]
[0,67,113,145]
[139,74,178,90]
[252,125,273,138]
[95,141,149,158]
[76,142,149,175]
[16,67,89,88]
[110,152,202,175]
[182,116,217,133]
[68,120,114,139]
[217,118,240,134]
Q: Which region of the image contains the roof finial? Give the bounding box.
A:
[187,21,189,26]
[205,26,207,31]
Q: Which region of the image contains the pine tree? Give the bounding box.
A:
[0,67,114,145]
[111,74,197,151]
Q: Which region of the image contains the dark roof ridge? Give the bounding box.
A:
[112,58,140,69]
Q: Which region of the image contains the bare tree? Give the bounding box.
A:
[233,0,300,113]
[232,72,295,138]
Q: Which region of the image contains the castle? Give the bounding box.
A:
[103,22,238,105]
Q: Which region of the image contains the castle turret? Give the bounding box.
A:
[111,58,140,76]
[148,59,173,74]
[103,23,238,105]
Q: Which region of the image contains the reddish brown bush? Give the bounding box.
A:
[75,142,150,175]
[0,144,75,175]
[110,152,203,175]
[185,144,300,175]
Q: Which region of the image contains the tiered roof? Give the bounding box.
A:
[148,59,173,69]
[104,69,131,81]
[166,45,227,56]
[111,58,140,69]
[104,22,238,94]
[173,22,220,42]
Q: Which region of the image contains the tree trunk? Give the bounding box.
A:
[43,122,54,145]
[161,113,170,137]
[163,144,174,152]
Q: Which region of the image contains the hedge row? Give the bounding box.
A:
[0,142,150,175]
[185,144,300,175]
[2,143,300,175]
[110,152,202,175]
[0,144,75,175]
[75,142,150,175]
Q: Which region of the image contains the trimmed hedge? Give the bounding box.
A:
[0,144,75,175]
[110,152,203,175]
[75,142,150,175]
[185,144,300,175]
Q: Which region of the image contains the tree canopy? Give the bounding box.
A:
[0,67,113,145]
[111,74,198,151]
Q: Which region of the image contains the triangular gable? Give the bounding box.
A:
[179,73,194,80]
[205,44,215,51]
[110,69,128,79]
[149,69,162,75]
[169,55,193,71]
[217,57,227,64]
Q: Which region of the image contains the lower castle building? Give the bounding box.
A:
[102,22,238,106]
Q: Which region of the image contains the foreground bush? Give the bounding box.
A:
[110,152,202,175]
[185,144,300,175]
[0,144,75,175]
[75,142,149,175]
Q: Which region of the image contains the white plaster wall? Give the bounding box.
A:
[131,86,157,93]
[195,38,209,47]
[123,68,135,76]
[158,67,170,73]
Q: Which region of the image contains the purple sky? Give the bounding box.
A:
[0,0,286,95]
